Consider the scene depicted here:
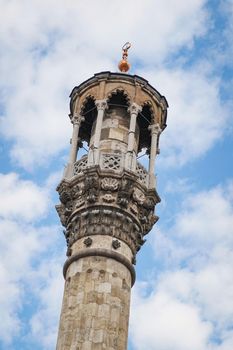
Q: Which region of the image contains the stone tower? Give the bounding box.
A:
[56,71,168,349]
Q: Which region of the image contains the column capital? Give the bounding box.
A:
[69,113,84,126]
[95,99,108,111]
[128,102,142,115]
[148,123,161,135]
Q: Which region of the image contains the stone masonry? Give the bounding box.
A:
[56,72,168,349]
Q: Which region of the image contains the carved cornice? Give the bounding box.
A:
[148,123,161,135]
[69,113,85,125]
[95,99,108,111]
[63,248,136,286]
[128,102,142,115]
[56,167,159,260]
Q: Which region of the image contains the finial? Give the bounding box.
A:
[118,42,131,73]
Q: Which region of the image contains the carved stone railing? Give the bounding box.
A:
[73,153,149,186]
[135,162,148,187]
[73,156,88,175]
[100,153,123,172]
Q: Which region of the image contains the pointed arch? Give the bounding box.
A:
[78,95,97,146]
[137,101,154,153]
[80,95,96,116]
[107,87,131,108]
[141,100,155,121]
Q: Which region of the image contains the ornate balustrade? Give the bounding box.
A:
[135,162,148,186]
[73,156,88,175]
[73,153,149,187]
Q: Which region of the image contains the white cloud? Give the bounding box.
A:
[0,218,60,345]
[175,185,233,246]
[0,0,208,62]
[140,66,228,167]
[29,257,64,349]
[130,182,233,350]
[130,284,211,350]
[0,260,21,344]
[0,0,210,168]
[165,177,195,194]
[0,171,62,346]
[0,1,232,349]
[0,173,49,222]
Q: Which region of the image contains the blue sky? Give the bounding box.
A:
[0,1,233,349]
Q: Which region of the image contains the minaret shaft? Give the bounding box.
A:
[56,72,168,349]
[57,255,131,350]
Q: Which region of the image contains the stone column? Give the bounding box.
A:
[56,235,134,350]
[125,103,142,171]
[56,72,167,350]
[65,114,84,178]
[148,123,161,188]
[89,99,108,166]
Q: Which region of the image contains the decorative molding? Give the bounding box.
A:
[71,152,150,187]
[63,248,136,286]
[107,87,131,106]
[112,239,121,250]
[95,99,108,111]
[101,153,122,171]
[102,193,115,203]
[84,237,93,247]
[148,123,161,135]
[74,156,88,175]
[69,113,85,125]
[128,102,142,115]
[56,166,160,261]
[135,162,148,186]
[133,188,145,205]
[101,177,119,191]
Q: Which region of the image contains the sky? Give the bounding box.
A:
[0,0,233,349]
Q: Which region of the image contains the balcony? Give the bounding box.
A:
[73,153,149,187]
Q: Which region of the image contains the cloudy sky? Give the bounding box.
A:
[0,0,233,349]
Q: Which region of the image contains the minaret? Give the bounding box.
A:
[56,45,168,350]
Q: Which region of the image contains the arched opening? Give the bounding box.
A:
[107,89,130,109]
[136,103,153,171]
[79,96,97,146]
[96,90,131,153]
[73,96,97,163]
[137,103,153,153]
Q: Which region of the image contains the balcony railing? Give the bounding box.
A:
[73,153,149,187]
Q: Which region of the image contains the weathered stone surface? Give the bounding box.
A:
[72,235,132,262]
[56,167,160,258]
[56,72,167,350]
[56,256,131,350]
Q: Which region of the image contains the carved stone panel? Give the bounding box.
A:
[101,177,119,191]
[56,167,159,259]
